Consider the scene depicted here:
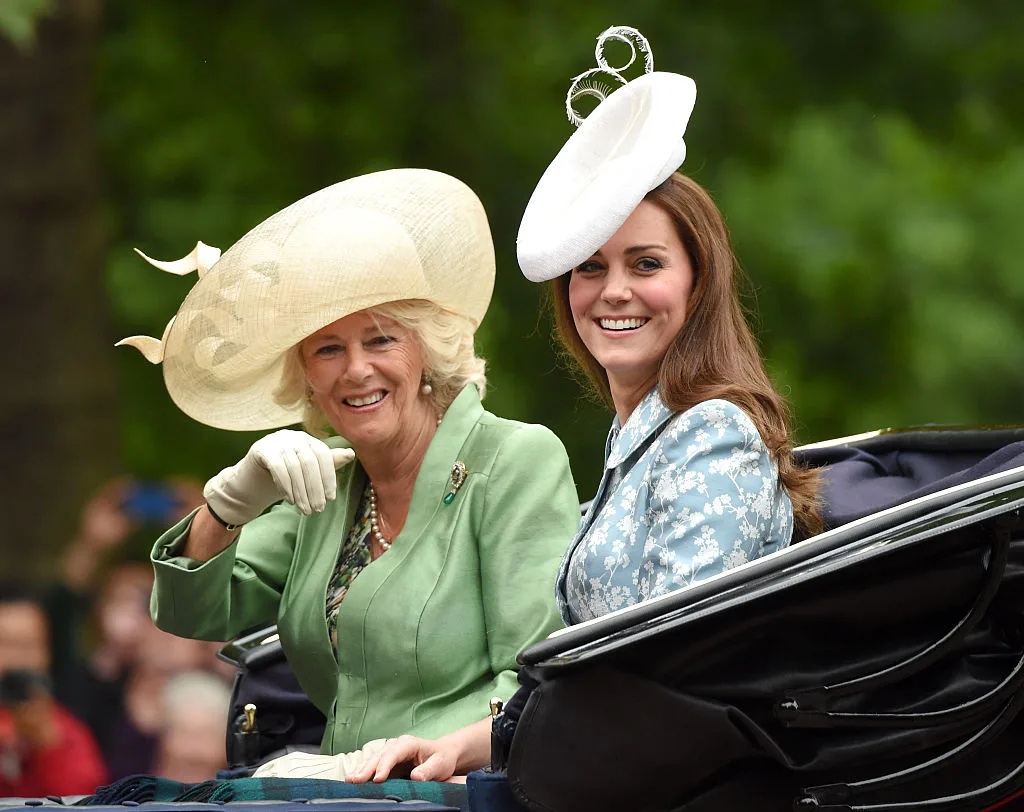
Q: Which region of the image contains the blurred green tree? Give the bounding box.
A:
[720,109,1024,440]
[0,0,55,48]
[98,0,1023,500]
[2,0,1022,578]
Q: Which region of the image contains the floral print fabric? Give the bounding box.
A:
[325,484,373,650]
[557,390,794,624]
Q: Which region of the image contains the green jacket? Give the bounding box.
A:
[150,386,579,754]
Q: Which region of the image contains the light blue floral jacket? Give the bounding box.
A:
[557,389,794,624]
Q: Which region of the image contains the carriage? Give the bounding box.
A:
[218,423,1024,812]
[14,424,1018,812]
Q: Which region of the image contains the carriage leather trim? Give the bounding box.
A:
[506,511,1024,812]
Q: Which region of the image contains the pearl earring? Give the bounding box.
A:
[421,382,433,395]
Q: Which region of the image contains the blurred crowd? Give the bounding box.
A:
[0,478,236,797]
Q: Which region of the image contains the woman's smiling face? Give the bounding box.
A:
[299,309,434,451]
[568,200,695,403]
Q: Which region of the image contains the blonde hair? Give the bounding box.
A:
[274,299,487,437]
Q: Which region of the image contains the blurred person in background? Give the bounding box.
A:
[101,619,220,780]
[67,562,154,751]
[0,586,106,797]
[47,477,204,712]
[37,477,208,781]
[151,671,231,783]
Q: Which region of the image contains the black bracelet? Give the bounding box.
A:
[206,503,243,532]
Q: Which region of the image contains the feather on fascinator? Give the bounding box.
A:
[116,241,222,363]
[517,26,697,283]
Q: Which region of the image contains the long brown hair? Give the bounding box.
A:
[550,172,821,538]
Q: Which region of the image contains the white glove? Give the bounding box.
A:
[203,430,356,526]
[252,739,387,780]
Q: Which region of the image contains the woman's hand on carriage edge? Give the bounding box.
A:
[185,431,355,561]
[346,718,492,784]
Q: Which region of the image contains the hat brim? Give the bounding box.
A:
[157,168,494,430]
[517,72,697,283]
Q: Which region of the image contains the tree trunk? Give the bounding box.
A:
[0,0,118,581]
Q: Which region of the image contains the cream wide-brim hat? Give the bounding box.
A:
[517,67,697,283]
[119,168,495,431]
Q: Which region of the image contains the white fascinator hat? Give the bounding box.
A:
[517,26,697,283]
[117,168,495,431]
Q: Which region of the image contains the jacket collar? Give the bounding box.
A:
[401,383,483,531]
[605,386,674,468]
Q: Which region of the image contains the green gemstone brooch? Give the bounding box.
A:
[443,461,468,505]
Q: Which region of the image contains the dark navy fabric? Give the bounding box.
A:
[465,770,526,812]
[796,441,1024,531]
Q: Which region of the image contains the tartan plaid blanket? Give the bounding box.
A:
[81,774,468,810]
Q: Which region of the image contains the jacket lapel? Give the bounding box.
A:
[279,457,363,713]
[606,387,675,468]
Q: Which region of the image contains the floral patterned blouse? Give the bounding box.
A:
[325,483,374,650]
[556,389,794,624]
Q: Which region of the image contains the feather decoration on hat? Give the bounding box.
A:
[566,26,653,126]
[115,241,222,364]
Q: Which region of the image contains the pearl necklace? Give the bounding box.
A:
[366,412,444,553]
[367,483,391,551]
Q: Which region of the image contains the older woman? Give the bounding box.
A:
[118,168,580,755]
[349,27,820,783]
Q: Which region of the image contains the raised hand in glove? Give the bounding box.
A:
[204,430,355,527]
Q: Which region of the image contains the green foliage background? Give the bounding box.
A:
[96,0,1024,500]
[0,0,54,48]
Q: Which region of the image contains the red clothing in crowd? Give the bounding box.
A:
[0,702,107,798]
